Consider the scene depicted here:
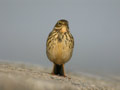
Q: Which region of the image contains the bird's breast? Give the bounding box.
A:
[47,32,74,65]
[49,39,72,64]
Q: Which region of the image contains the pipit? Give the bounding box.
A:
[46,19,74,76]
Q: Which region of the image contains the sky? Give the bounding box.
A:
[0,0,120,76]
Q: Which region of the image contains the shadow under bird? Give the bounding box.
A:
[46,19,74,77]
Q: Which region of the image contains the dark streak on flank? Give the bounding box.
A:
[65,32,68,40]
[65,40,67,46]
[62,34,64,39]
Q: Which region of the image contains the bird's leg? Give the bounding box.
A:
[51,63,66,77]
[61,64,66,77]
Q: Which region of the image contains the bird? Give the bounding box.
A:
[46,19,74,77]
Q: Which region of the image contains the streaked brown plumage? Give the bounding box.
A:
[46,19,74,76]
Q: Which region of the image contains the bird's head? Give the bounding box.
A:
[54,19,69,33]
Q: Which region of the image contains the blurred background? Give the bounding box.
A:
[0,0,120,76]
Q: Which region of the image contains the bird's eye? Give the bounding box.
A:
[58,22,62,26]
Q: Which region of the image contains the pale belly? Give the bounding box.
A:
[47,42,73,65]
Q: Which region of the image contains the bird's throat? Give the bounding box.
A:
[60,26,67,33]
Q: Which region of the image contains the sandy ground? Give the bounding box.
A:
[0,62,120,90]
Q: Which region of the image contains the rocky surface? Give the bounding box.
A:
[0,62,120,90]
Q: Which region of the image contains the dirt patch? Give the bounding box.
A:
[0,62,119,90]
